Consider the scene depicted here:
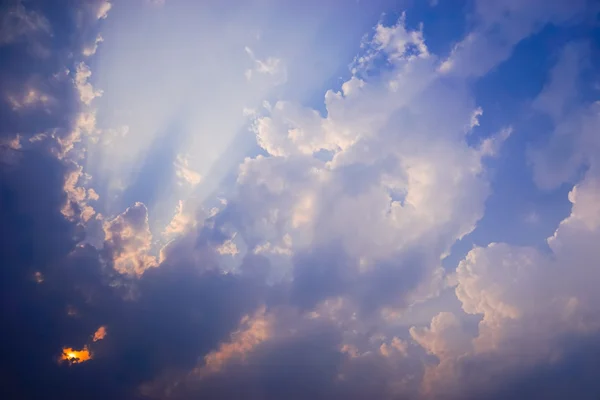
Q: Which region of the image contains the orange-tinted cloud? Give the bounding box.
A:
[103,202,157,275]
[61,164,98,222]
[201,306,270,375]
[60,347,92,365]
[93,326,107,342]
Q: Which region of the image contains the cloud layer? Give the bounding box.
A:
[1,1,599,399]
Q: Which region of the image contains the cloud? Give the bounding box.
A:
[229,15,495,317]
[216,233,240,256]
[410,312,471,360]
[6,86,53,111]
[410,39,600,399]
[103,202,158,275]
[244,46,287,85]
[2,1,599,399]
[0,142,267,399]
[0,0,50,46]
[94,1,112,20]
[440,0,587,77]
[529,42,595,190]
[421,168,600,397]
[61,162,98,222]
[82,34,104,56]
[93,326,107,342]
[146,306,345,399]
[74,62,103,106]
[174,154,202,187]
[60,346,92,364]
[199,306,271,375]
[162,199,196,238]
[477,126,513,157]
[0,2,272,399]
[379,336,408,358]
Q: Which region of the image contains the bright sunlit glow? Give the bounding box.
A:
[60,347,92,365]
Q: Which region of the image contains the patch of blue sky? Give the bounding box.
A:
[442,21,600,271]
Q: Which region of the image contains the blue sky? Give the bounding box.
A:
[1,0,600,399]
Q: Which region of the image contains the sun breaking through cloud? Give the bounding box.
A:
[1,0,600,399]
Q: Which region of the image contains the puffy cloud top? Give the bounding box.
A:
[1,1,600,399]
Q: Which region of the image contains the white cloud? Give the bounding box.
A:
[410,312,471,359]
[421,169,600,394]
[440,0,587,77]
[82,34,104,56]
[469,107,483,129]
[163,200,196,238]
[58,111,99,156]
[74,62,103,105]
[244,46,287,85]
[216,234,240,256]
[7,1,593,397]
[410,41,600,398]
[95,1,112,20]
[228,16,503,320]
[103,202,158,275]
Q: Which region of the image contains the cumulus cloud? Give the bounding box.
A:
[61,162,98,222]
[230,15,494,317]
[409,39,600,399]
[103,202,158,275]
[2,1,599,399]
[418,167,600,398]
[74,62,103,105]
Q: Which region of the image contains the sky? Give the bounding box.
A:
[1,0,600,399]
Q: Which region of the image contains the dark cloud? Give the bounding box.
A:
[0,144,416,399]
[0,2,267,399]
[436,332,600,400]
[154,308,345,400]
[0,144,267,399]
[0,0,106,142]
[4,2,600,400]
[487,334,600,400]
[156,304,424,400]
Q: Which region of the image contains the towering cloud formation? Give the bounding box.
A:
[0,1,599,399]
